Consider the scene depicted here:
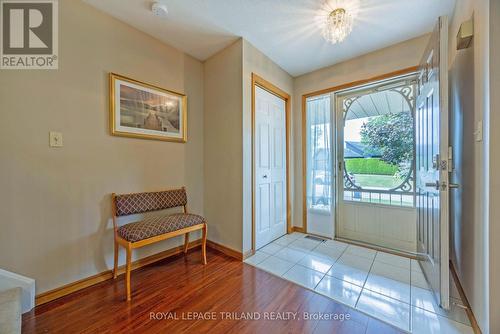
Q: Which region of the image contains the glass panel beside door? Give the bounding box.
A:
[305,94,335,238]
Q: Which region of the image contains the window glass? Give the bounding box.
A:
[341,80,415,207]
[306,95,332,212]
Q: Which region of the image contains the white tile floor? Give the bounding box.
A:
[245,233,474,333]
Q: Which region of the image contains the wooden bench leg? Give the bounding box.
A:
[184,232,189,254]
[202,223,207,265]
[125,243,132,301]
[113,239,119,279]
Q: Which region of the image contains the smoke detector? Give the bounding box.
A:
[151,1,168,18]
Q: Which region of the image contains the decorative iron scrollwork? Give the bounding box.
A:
[342,81,416,195]
[344,168,361,190]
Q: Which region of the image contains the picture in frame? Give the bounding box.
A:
[109,73,187,142]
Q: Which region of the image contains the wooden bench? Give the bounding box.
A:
[111,187,207,301]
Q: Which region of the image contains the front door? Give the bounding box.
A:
[415,16,450,309]
[255,86,287,249]
[334,75,418,252]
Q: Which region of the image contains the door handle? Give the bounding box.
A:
[263,175,268,179]
[425,181,439,190]
[425,181,460,190]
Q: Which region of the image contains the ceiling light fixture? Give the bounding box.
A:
[151,1,168,18]
[322,7,353,44]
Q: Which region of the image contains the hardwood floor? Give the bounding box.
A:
[23,248,404,333]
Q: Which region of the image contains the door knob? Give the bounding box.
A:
[263,175,268,179]
[425,181,459,190]
[425,181,439,190]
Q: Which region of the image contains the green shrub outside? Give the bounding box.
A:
[345,158,397,176]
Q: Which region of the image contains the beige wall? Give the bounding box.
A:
[241,40,294,253]
[448,0,490,332]
[204,39,294,254]
[292,35,430,229]
[203,40,244,252]
[0,0,205,293]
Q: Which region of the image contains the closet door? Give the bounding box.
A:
[255,86,287,249]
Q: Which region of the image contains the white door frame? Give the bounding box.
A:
[252,73,291,253]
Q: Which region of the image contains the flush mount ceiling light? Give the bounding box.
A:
[151,1,168,18]
[322,7,353,44]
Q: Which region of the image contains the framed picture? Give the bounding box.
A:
[109,73,187,142]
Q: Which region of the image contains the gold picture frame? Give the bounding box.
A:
[109,73,187,142]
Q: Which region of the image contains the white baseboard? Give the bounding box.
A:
[0,269,35,313]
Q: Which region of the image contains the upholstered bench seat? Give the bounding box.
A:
[112,187,207,301]
[118,213,205,242]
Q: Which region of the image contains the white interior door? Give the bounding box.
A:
[415,16,450,309]
[255,86,287,249]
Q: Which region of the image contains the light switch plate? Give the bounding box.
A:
[49,131,63,147]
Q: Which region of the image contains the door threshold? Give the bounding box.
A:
[334,237,419,260]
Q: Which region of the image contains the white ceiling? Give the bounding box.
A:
[83,0,456,77]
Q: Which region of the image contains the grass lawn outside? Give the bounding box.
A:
[345,158,397,175]
[353,174,403,189]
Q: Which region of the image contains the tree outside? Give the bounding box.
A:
[360,112,414,172]
[345,112,414,190]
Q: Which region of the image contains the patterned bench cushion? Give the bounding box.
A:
[118,213,205,242]
[115,188,187,217]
